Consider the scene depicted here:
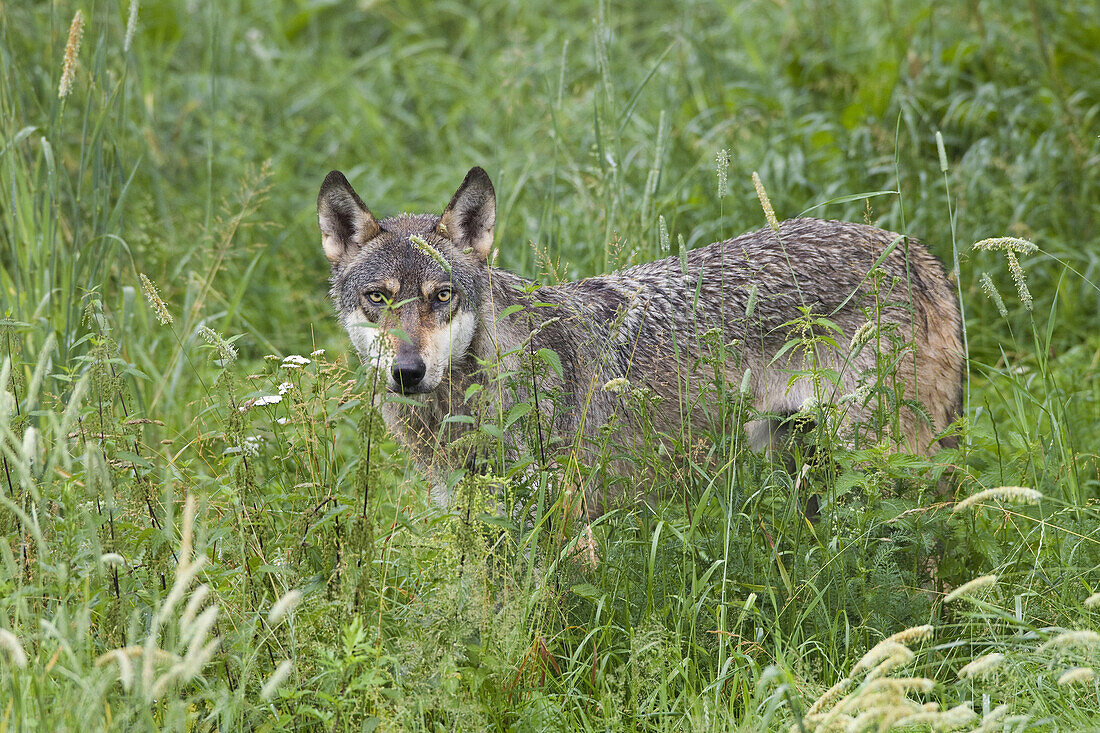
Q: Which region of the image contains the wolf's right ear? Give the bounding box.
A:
[318,171,381,266]
[437,167,496,262]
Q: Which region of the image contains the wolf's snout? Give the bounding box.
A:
[392,354,427,391]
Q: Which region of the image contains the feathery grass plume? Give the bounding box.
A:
[197,326,238,363]
[851,640,915,678]
[715,149,730,198]
[99,649,134,690]
[857,677,936,698]
[865,645,916,681]
[58,10,85,99]
[1085,592,1100,608]
[886,624,934,646]
[21,425,40,469]
[268,589,303,625]
[157,556,206,624]
[184,606,219,656]
[139,274,173,325]
[970,705,1009,733]
[100,552,125,566]
[181,607,220,681]
[179,494,197,567]
[972,237,1039,255]
[181,584,210,633]
[261,659,294,700]
[1057,667,1095,686]
[935,130,948,173]
[1038,629,1100,654]
[1004,251,1033,311]
[752,172,780,232]
[958,652,1004,680]
[896,701,977,730]
[944,574,998,604]
[804,677,852,716]
[124,1,139,52]
[0,628,28,668]
[979,273,1008,318]
[409,235,452,273]
[953,486,1043,513]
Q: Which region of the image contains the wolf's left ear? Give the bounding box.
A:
[437,167,496,262]
[318,171,381,266]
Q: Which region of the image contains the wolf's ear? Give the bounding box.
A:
[437,167,496,262]
[318,171,381,266]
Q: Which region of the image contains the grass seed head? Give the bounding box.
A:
[125,1,140,53]
[715,149,730,198]
[268,589,303,626]
[139,274,173,325]
[1005,251,1033,311]
[261,659,294,700]
[751,172,780,232]
[1057,667,1095,686]
[972,237,1038,255]
[953,486,1042,513]
[885,624,934,646]
[0,628,28,669]
[58,10,85,99]
[1039,630,1100,654]
[979,272,1008,318]
[944,574,998,604]
[409,234,452,272]
[958,652,1004,680]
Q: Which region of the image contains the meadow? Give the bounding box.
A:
[1,0,1099,729]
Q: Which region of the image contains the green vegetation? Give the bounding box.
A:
[2,0,1099,729]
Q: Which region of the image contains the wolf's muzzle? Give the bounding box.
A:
[391,354,427,392]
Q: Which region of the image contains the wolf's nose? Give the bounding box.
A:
[392,356,426,390]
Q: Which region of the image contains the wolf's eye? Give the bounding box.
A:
[436,288,453,303]
[365,291,385,304]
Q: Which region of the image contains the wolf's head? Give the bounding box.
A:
[318,167,496,394]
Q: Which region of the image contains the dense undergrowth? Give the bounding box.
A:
[1,1,1099,730]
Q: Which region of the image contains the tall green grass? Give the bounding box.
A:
[1,0,1098,730]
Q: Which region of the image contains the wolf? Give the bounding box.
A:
[318,167,963,517]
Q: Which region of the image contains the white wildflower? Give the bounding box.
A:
[281,355,311,368]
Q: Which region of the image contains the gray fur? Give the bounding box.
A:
[319,168,964,517]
